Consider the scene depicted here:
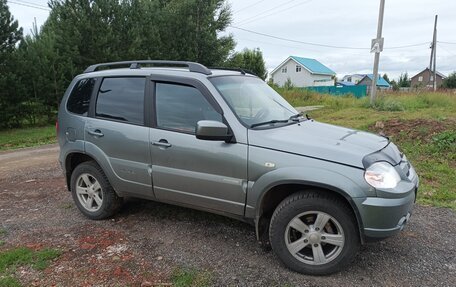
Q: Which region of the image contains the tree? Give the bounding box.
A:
[390,79,399,91]
[397,72,411,87]
[442,72,456,89]
[283,78,294,90]
[382,73,390,83]
[0,0,24,128]
[226,48,267,80]
[2,0,236,128]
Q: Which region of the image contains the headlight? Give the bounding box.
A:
[364,162,401,189]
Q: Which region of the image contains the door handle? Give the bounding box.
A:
[152,139,172,148]
[88,129,104,137]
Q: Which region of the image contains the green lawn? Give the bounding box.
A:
[0,247,60,287]
[0,125,56,151]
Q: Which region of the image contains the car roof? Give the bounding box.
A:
[76,60,259,80]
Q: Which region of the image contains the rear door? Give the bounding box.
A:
[149,77,248,215]
[85,76,153,198]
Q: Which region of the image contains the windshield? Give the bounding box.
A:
[209,76,298,128]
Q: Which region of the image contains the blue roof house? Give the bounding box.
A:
[356,74,391,89]
[270,56,336,87]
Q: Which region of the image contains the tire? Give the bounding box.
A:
[70,161,122,220]
[269,190,360,275]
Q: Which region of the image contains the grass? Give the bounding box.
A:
[282,90,456,210]
[0,125,56,151]
[0,247,61,287]
[171,267,212,287]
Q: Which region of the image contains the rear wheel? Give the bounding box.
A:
[269,190,359,275]
[70,161,122,220]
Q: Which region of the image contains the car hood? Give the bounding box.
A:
[248,120,393,168]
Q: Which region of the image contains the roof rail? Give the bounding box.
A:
[83,60,212,75]
[209,67,258,77]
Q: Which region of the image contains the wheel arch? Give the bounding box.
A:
[64,152,100,191]
[254,180,365,245]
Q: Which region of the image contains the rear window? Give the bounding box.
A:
[95,77,145,125]
[67,78,95,116]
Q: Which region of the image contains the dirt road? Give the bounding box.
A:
[0,145,455,286]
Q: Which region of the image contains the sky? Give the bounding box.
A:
[7,0,456,80]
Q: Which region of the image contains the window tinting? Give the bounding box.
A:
[96,77,145,125]
[156,83,222,133]
[67,78,95,115]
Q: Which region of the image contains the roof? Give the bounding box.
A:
[359,74,391,87]
[411,68,446,79]
[290,56,336,75]
[337,81,356,86]
[271,56,336,76]
[343,74,367,79]
[76,66,256,80]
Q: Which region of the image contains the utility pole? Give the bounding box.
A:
[370,0,386,105]
[429,15,438,91]
[432,15,438,91]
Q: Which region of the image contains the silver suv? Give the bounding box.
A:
[57,60,418,275]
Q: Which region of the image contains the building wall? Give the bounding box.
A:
[411,69,444,88]
[342,74,365,84]
[357,77,372,87]
[271,58,334,87]
[358,77,390,92]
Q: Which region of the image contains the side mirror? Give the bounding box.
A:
[196,120,232,141]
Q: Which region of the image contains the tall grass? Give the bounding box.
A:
[277,88,456,112]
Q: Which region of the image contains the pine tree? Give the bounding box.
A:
[0,0,23,128]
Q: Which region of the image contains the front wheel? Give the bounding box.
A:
[269,191,360,275]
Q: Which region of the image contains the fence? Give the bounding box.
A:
[304,85,367,98]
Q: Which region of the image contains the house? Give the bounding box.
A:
[336,81,356,87]
[356,74,391,89]
[270,56,336,87]
[410,68,446,88]
[341,74,366,84]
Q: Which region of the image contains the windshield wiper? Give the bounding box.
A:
[289,112,304,121]
[250,119,289,128]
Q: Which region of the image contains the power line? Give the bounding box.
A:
[385,42,431,49]
[15,0,48,9]
[7,0,50,11]
[230,25,368,50]
[235,0,298,25]
[438,44,456,57]
[234,0,267,14]
[239,0,313,26]
[230,26,430,50]
[438,41,456,45]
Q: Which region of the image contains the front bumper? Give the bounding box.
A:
[355,163,418,241]
[356,190,416,241]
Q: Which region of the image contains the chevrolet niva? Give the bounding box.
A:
[57,61,418,275]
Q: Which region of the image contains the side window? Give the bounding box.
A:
[96,77,145,125]
[155,83,222,133]
[67,78,95,116]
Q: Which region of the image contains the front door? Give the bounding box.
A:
[149,80,248,215]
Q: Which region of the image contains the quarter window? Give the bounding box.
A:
[67,78,95,115]
[96,77,145,125]
[155,83,222,133]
